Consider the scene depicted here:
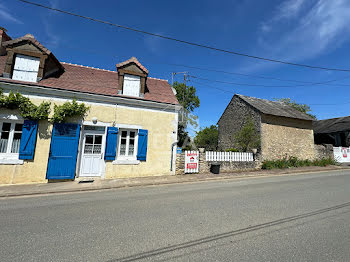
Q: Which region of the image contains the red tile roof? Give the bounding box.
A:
[0,56,179,105]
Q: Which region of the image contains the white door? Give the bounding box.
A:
[80,128,105,177]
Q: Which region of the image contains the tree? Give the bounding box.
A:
[275,98,316,120]
[173,81,200,147]
[194,125,218,150]
[233,118,260,152]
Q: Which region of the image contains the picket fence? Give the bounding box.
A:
[206,151,254,162]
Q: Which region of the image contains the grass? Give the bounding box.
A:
[261,156,337,170]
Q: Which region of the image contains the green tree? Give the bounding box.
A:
[173,81,200,147]
[275,98,316,119]
[194,125,218,150]
[233,118,260,152]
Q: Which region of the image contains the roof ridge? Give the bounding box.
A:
[61,62,117,73]
[148,77,168,82]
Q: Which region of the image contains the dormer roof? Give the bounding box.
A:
[116,56,149,74]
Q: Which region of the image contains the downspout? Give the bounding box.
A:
[170,141,178,172]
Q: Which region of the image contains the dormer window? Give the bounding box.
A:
[12,54,40,82]
[123,74,141,97]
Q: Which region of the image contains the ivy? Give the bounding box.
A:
[52,99,90,123]
[0,90,51,120]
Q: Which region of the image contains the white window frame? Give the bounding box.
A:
[12,54,40,83]
[117,129,139,161]
[123,74,141,97]
[0,120,24,164]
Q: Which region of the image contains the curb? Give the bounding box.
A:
[0,167,349,198]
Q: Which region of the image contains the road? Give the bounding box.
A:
[1,170,350,262]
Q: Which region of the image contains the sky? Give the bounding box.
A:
[1,0,350,135]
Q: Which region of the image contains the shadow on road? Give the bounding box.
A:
[109,201,350,262]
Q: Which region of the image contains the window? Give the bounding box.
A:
[12,54,40,82]
[0,121,23,157]
[117,129,138,160]
[123,74,141,97]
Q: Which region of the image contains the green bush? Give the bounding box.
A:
[261,156,336,170]
[226,148,239,152]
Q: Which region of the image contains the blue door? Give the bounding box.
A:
[46,123,81,180]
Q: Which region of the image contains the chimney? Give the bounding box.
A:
[0,27,12,55]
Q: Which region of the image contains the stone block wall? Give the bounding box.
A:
[314,144,334,159]
[260,114,315,160]
[218,96,261,151]
[175,152,259,175]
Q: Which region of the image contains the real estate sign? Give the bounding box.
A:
[185,151,199,173]
[333,147,350,163]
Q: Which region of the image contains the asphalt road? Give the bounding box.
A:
[1,170,350,262]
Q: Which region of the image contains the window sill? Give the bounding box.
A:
[0,159,24,165]
[112,159,140,165]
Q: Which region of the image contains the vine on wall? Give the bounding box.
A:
[0,90,90,122]
[0,90,50,120]
[52,99,90,123]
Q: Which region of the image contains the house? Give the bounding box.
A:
[313,116,350,147]
[0,28,180,185]
[218,94,315,160]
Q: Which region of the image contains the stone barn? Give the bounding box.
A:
[218,94,315,160]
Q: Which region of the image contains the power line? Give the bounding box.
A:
[38,39,350,88]
[188,75,350,88]
[18,0,350,72]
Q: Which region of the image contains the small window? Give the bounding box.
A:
[123,74,141,97]
[12,54,40,83]
[117,129,138,160]
[0,121,23,156]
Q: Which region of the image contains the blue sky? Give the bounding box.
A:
[1,0,350,135]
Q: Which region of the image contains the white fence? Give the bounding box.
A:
[206,151,254,162]
[333,147,350,163]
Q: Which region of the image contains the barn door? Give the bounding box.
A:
[46,123,81,180]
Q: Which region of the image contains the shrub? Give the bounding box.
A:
[261,156,336,170]
[226,148,239,152]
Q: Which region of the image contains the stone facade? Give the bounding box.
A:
[260,114,315,160]
[218,96,261,151]
[175,152,258,175]
[218,95,316,161]
[314,144,334,160]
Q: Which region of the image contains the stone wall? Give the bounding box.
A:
[175,152,259,175]
[218,96,261,151]
[260,114,315,160]
[314,144,334,159]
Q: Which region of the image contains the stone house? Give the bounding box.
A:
[0,28,180,185]
[313,116,350,147]
[218,94,315,160]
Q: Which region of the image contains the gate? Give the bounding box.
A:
[46,123,81,180]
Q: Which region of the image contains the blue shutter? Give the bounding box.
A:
[137,129,148,161]
[19,120,38,160]
[105,127,118,160]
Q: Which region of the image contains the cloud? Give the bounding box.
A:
[246,0,350,72]
[0,3,22,24]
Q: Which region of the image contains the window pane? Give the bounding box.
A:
[84,145,93,154]
[130,132,135,138]
[94,135,102,145]
[0,138,8,153]
[11,132,22,153]
[15,123,23,132]
[93,145,101,154]
[120,138,127,155]
[121,131,127,138]
[2,123,11,132]
[129,140,134,156]
[85,135,93,144]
